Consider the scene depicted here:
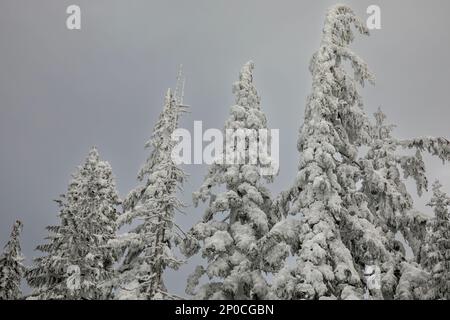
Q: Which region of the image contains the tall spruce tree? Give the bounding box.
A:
[357,108,429,298]
[110,86,186,300]
[361,109,450,299]
[271,5,450,300]
[0,220,25,300]
[271,5,382,300]
[182,61,277,299]
[27,148,120,299]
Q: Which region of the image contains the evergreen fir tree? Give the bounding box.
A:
[0,220,25,300]
[361,109,450,299]
[183,61,277,299]
[27,148,120,299]
[271,5,384,300]
[110,86,186,300]
[357,108,430,298]
[270,5,450,300]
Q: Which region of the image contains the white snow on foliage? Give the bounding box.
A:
[8,4,450,301]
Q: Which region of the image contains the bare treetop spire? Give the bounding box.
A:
[174,64,188,108]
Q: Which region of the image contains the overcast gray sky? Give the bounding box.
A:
[1,0,449,297]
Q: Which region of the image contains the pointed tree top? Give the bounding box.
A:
[239,60,255,84]
[166,88,172,101]
[322,4,369,46]
[174,64,186,107]
[372,107,396,139]
[374,107,386,124]
[88,146,99,159]
[0,219,24,300]
[10,220,23,238]
[232,61,260,109]
[3,220,23,253]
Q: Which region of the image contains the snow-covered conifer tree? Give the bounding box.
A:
[271,5,450,300]
[421,181,450,299]
[27,148,120,299]
[357,108,429,298]
[0,220,25,300]
[360,109,450,298]
[183,61,277,300]
[363,110,450,236]
[110,85,186,300]
[271,5,385,300]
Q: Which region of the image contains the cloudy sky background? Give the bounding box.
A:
[1,0,449,297]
